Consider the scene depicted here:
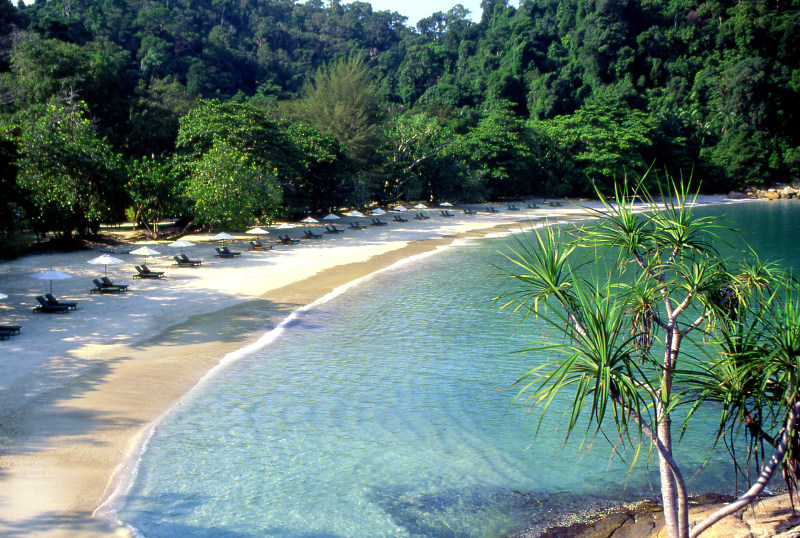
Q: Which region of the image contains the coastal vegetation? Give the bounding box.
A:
[0,0,798,250]
[500,180,800,537]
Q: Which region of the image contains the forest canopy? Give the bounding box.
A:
[0,0,798,245]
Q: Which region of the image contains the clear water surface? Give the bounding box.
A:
[114,200,800,537]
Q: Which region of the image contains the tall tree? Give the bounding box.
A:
[16,100,127,240]
[285,54,386,171]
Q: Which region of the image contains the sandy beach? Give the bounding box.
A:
[0,204,592,537]
[0,198,743,536]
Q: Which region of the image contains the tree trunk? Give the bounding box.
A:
[658,411,681,537]
[659,327,689,537]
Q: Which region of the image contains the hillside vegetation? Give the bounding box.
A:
[0,0,798,243]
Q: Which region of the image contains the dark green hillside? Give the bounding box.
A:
[0,0,798,245]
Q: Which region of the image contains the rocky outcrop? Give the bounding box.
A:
[747,181,800,200]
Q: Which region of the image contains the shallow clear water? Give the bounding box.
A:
[115,200,800,537]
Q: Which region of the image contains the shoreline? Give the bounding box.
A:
[0,209,557,536]
[0,197,740,536]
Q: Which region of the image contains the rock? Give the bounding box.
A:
[765,191,781,199]
[532,493,800,538]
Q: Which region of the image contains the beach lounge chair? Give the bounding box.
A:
[248,241,272,251]
[462,208,477,215]
[393,215,408,222]
[33,295,71,313]
[527,202,539,209]
[507,204,520,210]
[324,225,345,234]
[549,200,563,207]
[440,210,455,217]
[215,247,238,258]
[303,230,322,239]
[0,325,21,334]
[134,265,164,278]
[91,279,123,293]
[173,255,202,267]
[221,246,241,256]
[348,221,368,230]
[102,277,129,291]
[0,327,19,340]
[45,293,78,310]
[371,218,388,226]
[276,234,300,244]
[414,212,430,220]
[180,253,203,265]
[486,206,499,213]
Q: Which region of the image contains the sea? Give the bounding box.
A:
[109,200,800,537]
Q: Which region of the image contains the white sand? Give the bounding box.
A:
[0,199,731,536]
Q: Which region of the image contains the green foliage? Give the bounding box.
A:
[126,157,184,236]
[385,111,464,201]
[185,140,281,228]
[15,100,127,238]
[0,129,27,237]
[0,0,796,239]
[283,122,354,213]
[286,55,387,171]
[462,99,544,198]
[536,98,656,194]
[175,100,300,179]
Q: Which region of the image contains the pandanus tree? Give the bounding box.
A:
[498,177,800,537]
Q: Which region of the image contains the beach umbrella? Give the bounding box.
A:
[211,232,234,241]
[301,217,318,224]
[211,232,235,247]
[87,254,124,276]
[345,210,365,217]
[414,203,428,209]
[246,227,269,235]
[440,202,453,207]
[169,239,195,254]
[276,223,297,229]
[392,205,408,212]
[129,246,161,262]
[323,213,340,220]
[371,208,386,215]
[0,292,7,299]
[31,269,72,294]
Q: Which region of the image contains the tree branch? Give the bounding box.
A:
[681,310,712,336]
[689,399,800,537]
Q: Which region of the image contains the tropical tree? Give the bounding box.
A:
[499,178,800,538]
[285,54,386,171]
[185,140,281,228]
[126,156,184,237]
[385,111,456,201]
[174,100,300,180]
[535,98,656,195]
[16,100,127,240]
[282,122,353,214]
[462,99,543,198]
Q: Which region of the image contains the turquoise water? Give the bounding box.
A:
[113,201,800,537]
